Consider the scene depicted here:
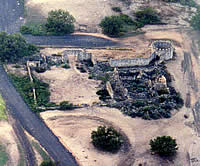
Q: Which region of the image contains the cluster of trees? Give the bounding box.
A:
[100,7,161,37]
[91,126,178,157]
[20,9,75,35]
[0,32,38,62]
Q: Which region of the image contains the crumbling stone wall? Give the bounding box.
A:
[62,49,92,61]
[110,40,174,68]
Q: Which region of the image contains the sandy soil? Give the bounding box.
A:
[0,121,20,166]
[41,106,198,166]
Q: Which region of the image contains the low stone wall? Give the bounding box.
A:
[110,40,174,68]
[110,53,156,68]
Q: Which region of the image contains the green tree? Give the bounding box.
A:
[0,32,38,62]
[191,10,200,30]
[99,16,123,37]
[40,160,58,166]
[91,126,124,152]
[45,9,75,35]
[135,8,161,27]
[150,136,178,156]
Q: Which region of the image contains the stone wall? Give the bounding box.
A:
[110,40,174,68]
[110,53,156,68]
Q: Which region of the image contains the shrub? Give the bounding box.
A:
[0,32,38,62]
[135,8,161,27]
[91,126,124,152]
[20,25,32,34]
[150,136,178,156]
[191,10,200,30]
[112,7,122,13]
[45,9,75,35]
[99,16,124,37]
[59,101,74,110]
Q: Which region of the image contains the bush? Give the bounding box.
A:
[59,101,74,110]
[112,7,122,13]
[191,10,200,30]
[0,32,38,62]
[40,160,58,166]
[45,9,75,35]
[150,136,178,156]
[20,25,32,34]
[91,126,124,152]
[99,16,124,37]
[135,8,161,27]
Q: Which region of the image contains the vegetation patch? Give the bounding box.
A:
[0,32,38,62]
[150,136,178,156]
[99,8,161,37]
[9,74,52,113]
[59,101,74,110]
[91,126,124,152]
[0,144,8,166]
[0,95,8,120]
[20,9,75,36]
[31,141,50,161]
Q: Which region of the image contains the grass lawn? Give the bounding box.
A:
[0,95,8,120]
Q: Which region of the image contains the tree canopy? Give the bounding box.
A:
[150,136,178,156]
[45,9,75,35]
[191,10,200,30]
[91,126,124,152]
[99,16,124,37]
[0,32,38,62]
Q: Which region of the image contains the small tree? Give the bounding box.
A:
[0,32,38,62]
[91,126,124,152]
[191,10,200,30]
[150,136,178,156]
[99,16,123,37]
[45,9,75,35]
[135,8,161,27]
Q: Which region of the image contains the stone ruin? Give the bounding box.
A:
[110,40,174,68]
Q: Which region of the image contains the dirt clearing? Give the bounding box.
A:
[26,0,116,32]
[41,106,197,166]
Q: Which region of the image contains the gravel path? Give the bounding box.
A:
[0,65,78,166]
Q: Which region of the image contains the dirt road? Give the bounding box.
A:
[0,65,78,166]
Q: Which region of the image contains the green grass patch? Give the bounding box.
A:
[31,141,50,161]
[9,74,52,113]
[0,144,9,166]
[0,95,8,120]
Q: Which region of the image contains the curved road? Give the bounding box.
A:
[0,66,77,166]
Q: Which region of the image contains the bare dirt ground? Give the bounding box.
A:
[41,106,198,166]
[0,121,20,166]
[39,27,200,166]
[37,50,101,105]
[25,0,116,32]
